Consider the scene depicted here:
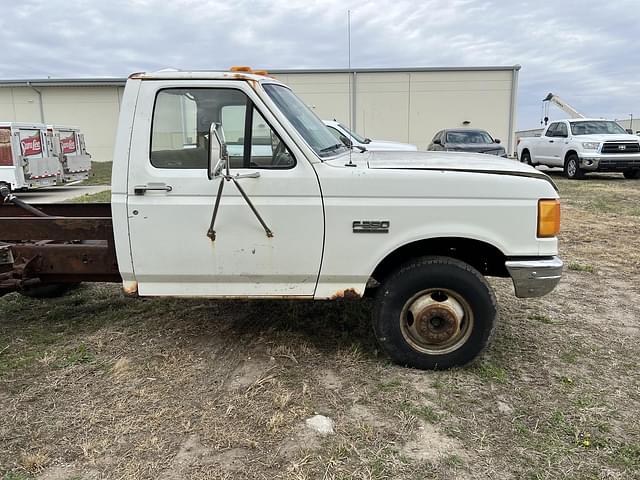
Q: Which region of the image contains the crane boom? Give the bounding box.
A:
[543,93,585,119]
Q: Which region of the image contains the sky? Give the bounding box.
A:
[2,0,639,129]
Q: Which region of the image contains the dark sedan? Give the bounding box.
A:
[427,129,507,157]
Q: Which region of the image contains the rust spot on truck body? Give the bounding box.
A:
[330,288,361,300]
[122,280,139,297]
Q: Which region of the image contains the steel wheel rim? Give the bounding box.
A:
[399,288,474,355]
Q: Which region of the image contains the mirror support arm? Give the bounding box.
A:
[206,171,272,241]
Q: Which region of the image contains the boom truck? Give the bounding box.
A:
[0,67,563,370]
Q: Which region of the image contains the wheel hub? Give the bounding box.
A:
[408,292,465,346]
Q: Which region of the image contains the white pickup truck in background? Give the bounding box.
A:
[1,68,563,370]
[517,119,640,179]
[323,120,418,151]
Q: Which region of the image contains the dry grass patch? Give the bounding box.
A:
[1,173,640,479]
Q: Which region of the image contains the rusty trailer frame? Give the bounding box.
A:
[0,202,120,296]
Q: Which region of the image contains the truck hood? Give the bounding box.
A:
[573,134,640,142]
[361,150,558,190]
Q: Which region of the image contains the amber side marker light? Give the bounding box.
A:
[230,66,253,73]
[537,199,561,238]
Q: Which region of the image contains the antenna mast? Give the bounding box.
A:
[347,9,354,166]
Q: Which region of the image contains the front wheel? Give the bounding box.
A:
[373,256,497,370]
[565,154,584,179]
[623,169,640,179]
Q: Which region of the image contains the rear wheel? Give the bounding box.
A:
[521,151,533,165]
[373,256,497,370]
[565,154,584,179]
[0,182,10,193]
[623,169,640,179]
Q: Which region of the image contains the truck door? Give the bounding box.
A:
[549,122,568,167]
[537,123,558,164]
[126,82,325,297]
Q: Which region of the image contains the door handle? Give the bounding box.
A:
[134,183,173,195]
[549,140,554,143]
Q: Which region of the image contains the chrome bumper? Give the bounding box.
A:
[579,155,640,171]
[505,256,563,298]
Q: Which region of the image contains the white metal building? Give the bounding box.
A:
[0,66,520,162]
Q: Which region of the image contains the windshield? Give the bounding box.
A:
[570,121,627,135]
[263,84,348,158]
[446,130,493,144]
[338,123,367,144]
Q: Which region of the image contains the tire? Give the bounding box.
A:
[521,150,533,166]
[20,283,81,299]
[623,169,640,179]
[373,256,497,370]
[564,154,584,179]
[0,182,10,194]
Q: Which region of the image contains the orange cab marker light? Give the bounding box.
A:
[230,66,253,73]
[253,70,268,76]
[537,199,561,238]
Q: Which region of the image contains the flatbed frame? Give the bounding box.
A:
[0,202,120,295]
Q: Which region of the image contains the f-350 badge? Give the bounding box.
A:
[353,220,390,233]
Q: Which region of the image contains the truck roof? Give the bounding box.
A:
[0,122,46,129]
[129,70,287,86]
[548,118,619,123]
[47,125,81,131]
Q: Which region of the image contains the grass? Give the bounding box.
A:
[79,161,112,186]
[568,261,595,273]
[528,313,554,324]
[69,189,111,203]
[1,174,640,479]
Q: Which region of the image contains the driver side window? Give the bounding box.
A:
[150,87,294,170]
[221,105,294,170]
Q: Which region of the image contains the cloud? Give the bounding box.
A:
[1,0,638,128]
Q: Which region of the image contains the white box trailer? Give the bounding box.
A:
[0,123,60,191]
[46,125,92,183]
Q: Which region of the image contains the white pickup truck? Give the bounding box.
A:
[0,68,563,370]
[517,119,640,179]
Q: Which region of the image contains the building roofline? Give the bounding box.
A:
[0,65,521,87]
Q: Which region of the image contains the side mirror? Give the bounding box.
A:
[341,136,353,147]
[494,138,501,144]
[208,122,228,180]
[433,138,442,145]
[364,138,372,144]
[625,129,633,134]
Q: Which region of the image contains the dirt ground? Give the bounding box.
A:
[1,172,639,480]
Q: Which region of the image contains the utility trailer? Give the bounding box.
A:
[46,125,92,183]
[0,188,120,296]
[0,123,60,191]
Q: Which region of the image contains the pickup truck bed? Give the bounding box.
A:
[0,201,120,296]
